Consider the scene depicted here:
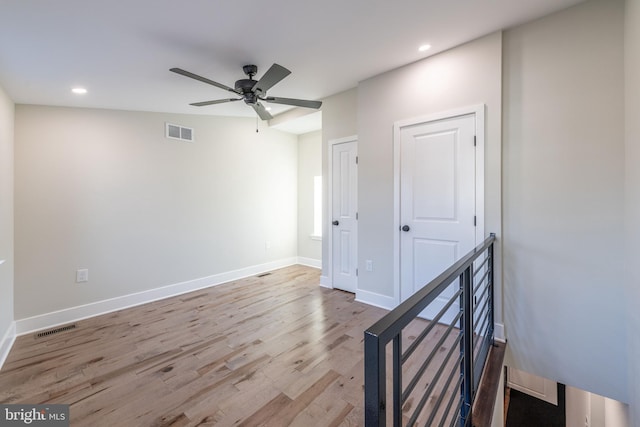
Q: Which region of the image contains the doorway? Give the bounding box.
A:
[328,136,358,293]
[394,107,484,319]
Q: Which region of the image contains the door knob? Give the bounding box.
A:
[402,225,410,232]
[332,220,339,226]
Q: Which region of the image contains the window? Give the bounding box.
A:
[312,176,322,239]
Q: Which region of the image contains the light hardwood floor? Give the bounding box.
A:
[0,266,382,426]
[0,265,458,426]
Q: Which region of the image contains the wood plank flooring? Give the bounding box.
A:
[0,265,458,426]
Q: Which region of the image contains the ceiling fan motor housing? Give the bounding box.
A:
[235,78,259,104]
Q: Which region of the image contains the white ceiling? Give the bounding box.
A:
[270,111,323,135]
[0,0,585,125]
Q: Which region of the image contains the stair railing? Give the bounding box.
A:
[364,233,496,426]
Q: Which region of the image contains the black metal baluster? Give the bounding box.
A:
[460,266,473,425]
[393,333,402,426]
[365,330,386,426]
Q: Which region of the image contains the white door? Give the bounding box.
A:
[507,368,558,405]
[331,140,358,293]
[399,114,477,323]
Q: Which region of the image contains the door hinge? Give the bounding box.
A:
[356,212,358,220]
[356,268,358,276]
[356,156,359,164]
[473,135,477,147]
[474,215,477,226]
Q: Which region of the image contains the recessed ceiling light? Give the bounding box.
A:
[418,44,431,52]
[71,87,87,95]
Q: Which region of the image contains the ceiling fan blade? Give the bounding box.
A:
[190,98,241,107]
[253,64,291,95]
[170,68,239,94]
[265,96,322,109]
[251,102,273,120]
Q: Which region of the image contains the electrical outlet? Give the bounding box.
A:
[76,269,89,283]
[365,260,373,271]
[265,241,271,250]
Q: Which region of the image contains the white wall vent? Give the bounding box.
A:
[166,123,194,142]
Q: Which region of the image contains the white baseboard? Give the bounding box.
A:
[0,321,16,370]
[494,322,505,342]
[15,258,298,335]
[297,257,321,269]
[319,275,332,289]
[355,289,397,311]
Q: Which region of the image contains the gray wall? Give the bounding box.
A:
[356,31,502,307]
[0,84,14,340]
[503,0,627,402]
[624,0,640,422]
[14,106,298,319]
[320,89,357,282]
[318,0,631,407]
[297,130,322,261]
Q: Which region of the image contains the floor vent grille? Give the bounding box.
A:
[35,324,76,338]
[256,272,272,278]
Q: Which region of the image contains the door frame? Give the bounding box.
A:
[393,105,485,304]
[327,135,358,290]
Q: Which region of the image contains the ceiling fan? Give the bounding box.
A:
[170,63,322,120]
